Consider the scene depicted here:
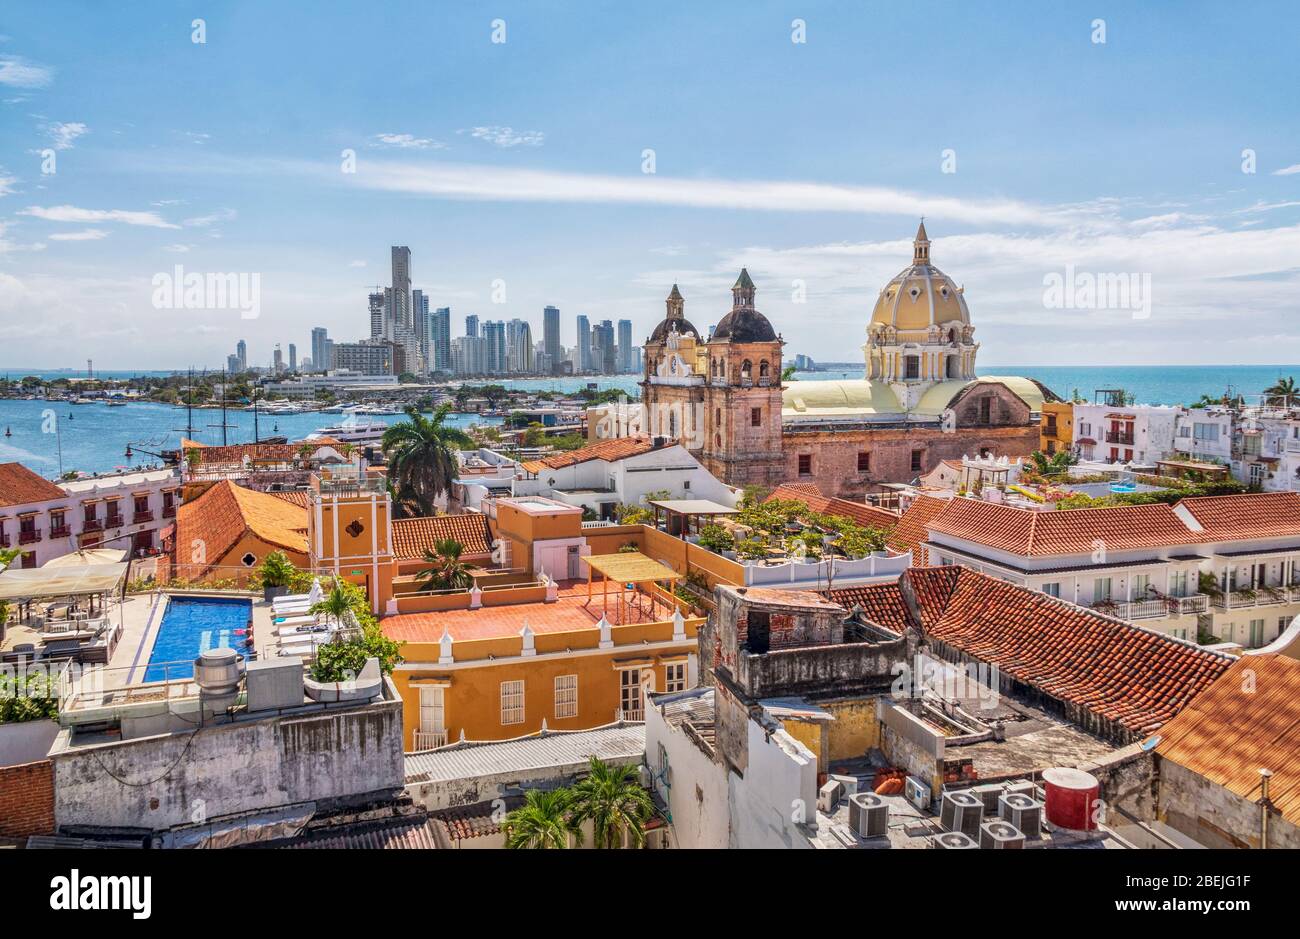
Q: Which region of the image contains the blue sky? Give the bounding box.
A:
[1,0,1299,370]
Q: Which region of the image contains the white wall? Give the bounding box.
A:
[727,719,818,849]
[644,696,730,849]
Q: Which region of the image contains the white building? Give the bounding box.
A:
[1172,406,1234,466]
[511,436,738,519]
[907,490,1300,649]
[1073,404,1181,465]
[0,463,181,567]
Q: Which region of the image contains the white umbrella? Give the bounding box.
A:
[306,578,325,606]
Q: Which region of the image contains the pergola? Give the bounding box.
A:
[582,552,681,624]
[648,499,739,538]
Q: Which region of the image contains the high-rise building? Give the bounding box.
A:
[235,339,247,372]
[412,289,429,370]
[483,320,506,374]
[273,344,285,375]
[593,320,616,374]
[368,291,385,339]
[311,327,330,373]
[323,338,334,372]
[576,315,591,372]
[226,353,241,375]
[507,319,534,374]
[389,246,422,372]
[288,343,297,372]
[465,314,479,338]
[333,338,403,376]
[543,305,561,373]
[617,319,633,373]
[431,307,452,373]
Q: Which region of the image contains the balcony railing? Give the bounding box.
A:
[1114,599,1167,621]
[133,511,154,523]
[104,514,124,528]
[1170,594,1210,615]
[1211,588,1290,610]
[82,518,103,532]
[162,505,176,518]
[412,730,447,751]
[1104,432,1136,445]
[17,528,40,545]
[49,526,71,539]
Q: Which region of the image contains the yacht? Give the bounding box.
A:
[304,410,390,445]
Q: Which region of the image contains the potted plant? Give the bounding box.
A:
[257,550,297,602]
[696,524,734,555]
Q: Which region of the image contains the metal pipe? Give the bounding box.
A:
[1260,768,1273,849]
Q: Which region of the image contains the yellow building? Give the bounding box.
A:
[1040,400,1074,455]
[170,479,309,582]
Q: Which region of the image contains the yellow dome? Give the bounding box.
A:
[869,222,970,333]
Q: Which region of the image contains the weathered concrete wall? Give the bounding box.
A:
[1083,744,1156,823]
[824,698,881,764]
[0,759,54,838]
[644,698,729,849]
[728,717,817,849]
[1156,758,1300,849]
[879,701,945,795]
[736,639,905,699]
[52,695,404,832]
[0,719,59,767]
[407,760,590,813]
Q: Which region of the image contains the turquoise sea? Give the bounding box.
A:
[2,364,1296,479]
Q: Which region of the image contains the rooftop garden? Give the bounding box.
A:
[704,496,892,563]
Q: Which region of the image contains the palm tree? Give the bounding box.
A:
[417,539,473,591]
[381,403,474,517]
[309,581,353,627]
[1027,449,1073,476]
[1265,376,1298,407]
[502,789,582,849]
[569,757,655,849]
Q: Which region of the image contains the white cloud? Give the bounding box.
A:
[18,205,180,228]
[1272,164,1300,176]
[0,55,52,88]
[48,228,108,241]
[163,243,197,253]
[467,126,545,148]
[44,121,88,150]
[348,259,367,267]
[0,170,15,196]
[371,133,445,150]
[182,207,236,227]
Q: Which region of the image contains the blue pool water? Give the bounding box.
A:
[144,596,253,682]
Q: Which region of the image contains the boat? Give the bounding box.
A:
[304,410,390,445]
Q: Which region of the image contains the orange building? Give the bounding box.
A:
[170,479,309,581]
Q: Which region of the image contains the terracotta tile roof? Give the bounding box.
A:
[382,593,606,642]
[272,815,440,849]
[926,498,1202,556]
[269,490,312,508]
[0,463,67,508]
[520,436,656,474]
[1176,491,1300,541]
[1154,653,1300,828]
[182,440,350,465]
[903,567,1232,738]
[391,514,493,560]
[889,495,952,557]
[764,484,898,530]
[431,800,520,842]
[827,583,912,634]
[174,480,308,572]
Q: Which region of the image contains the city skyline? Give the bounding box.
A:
[2,3,1300,371]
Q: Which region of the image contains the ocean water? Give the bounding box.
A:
[0,399,497,478]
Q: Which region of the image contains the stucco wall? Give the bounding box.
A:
[727,717,817,849]
[1157,758,1300,849]
[644,698,729,849]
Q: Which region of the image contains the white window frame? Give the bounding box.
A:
[619,668,644,720]
[554,674,578,719]
[500,679,525,725]
[664,662,687,693]
[1041,582,1061,598]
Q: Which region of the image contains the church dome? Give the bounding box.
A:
[869,221,970,333]
[649,283,700,342]
[712,269,778,343]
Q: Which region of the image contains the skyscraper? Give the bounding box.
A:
[390,246,421,372]
[273,344,284,375]
[617,319,633,373]
[311,327,330,373]
[483,320,506,374]
[236,339,247,372]
[412,289,429,370]
[576,315,591,372]
[465,314,479,338]
[368,291,385,338]
[543,305,561,373]
[507,319,534,373]
[592,320,616,374]
[432,307,452,373]
[288,343,297,372]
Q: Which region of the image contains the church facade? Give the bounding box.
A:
[638,224,1056,499]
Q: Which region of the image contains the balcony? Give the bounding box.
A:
[412,730,446,751]
[1104,431,1136,445]
[49,526,71,539]
[1170,594,1210,615]
[82,518,103,532]
[162,504,176,519]
[133,511,154,524]
[17,528,40,545]
[104,514,124,528]
[1211,588,1290,610]
[1113,599,1168,621]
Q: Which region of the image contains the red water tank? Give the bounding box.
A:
[1042,767,1100,831]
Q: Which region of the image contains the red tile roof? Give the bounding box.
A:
[1154,653,1300,828]
[925,498,1202,556]
[268,490,312,508]
[521,436,656,474]
[834,568,1232,739]
[0,462,67,508]
[764,484,898,530]
[1176,491,1300,541]
[392,514,493,560]
[889,495,952,558]
[174,480,308,573]
[181,439,351,465]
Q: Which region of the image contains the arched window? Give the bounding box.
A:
[741,360,753,381]
[759,360,770,378]
[669,411,678,438]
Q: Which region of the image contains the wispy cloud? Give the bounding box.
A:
[182,207,236,227]
[48,228,108,241]
[19,205,180,228]
[1272,163,1300,176]
[371,133,445,150]
[0,55,52,88]
[163,243,197,253]
[466,126,544,148]
[348,259,367,267]
[43,120,88,150]
[0,169,15,196]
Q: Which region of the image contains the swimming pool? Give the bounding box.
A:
[144,596,253,682]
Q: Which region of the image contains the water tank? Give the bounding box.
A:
[1042,767,1100,831]
[194,647,245,697]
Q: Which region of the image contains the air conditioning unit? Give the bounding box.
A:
[940,790,984,838]
[818,779,844,814]
[931,831,978,849]
[998,793,1042,840]
[971,782,1006,814]
[829,773,859,796]
[905,775,932,811]
[1003,780,1037,801]
[847,792,890,838]
[979,819,1026,849]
